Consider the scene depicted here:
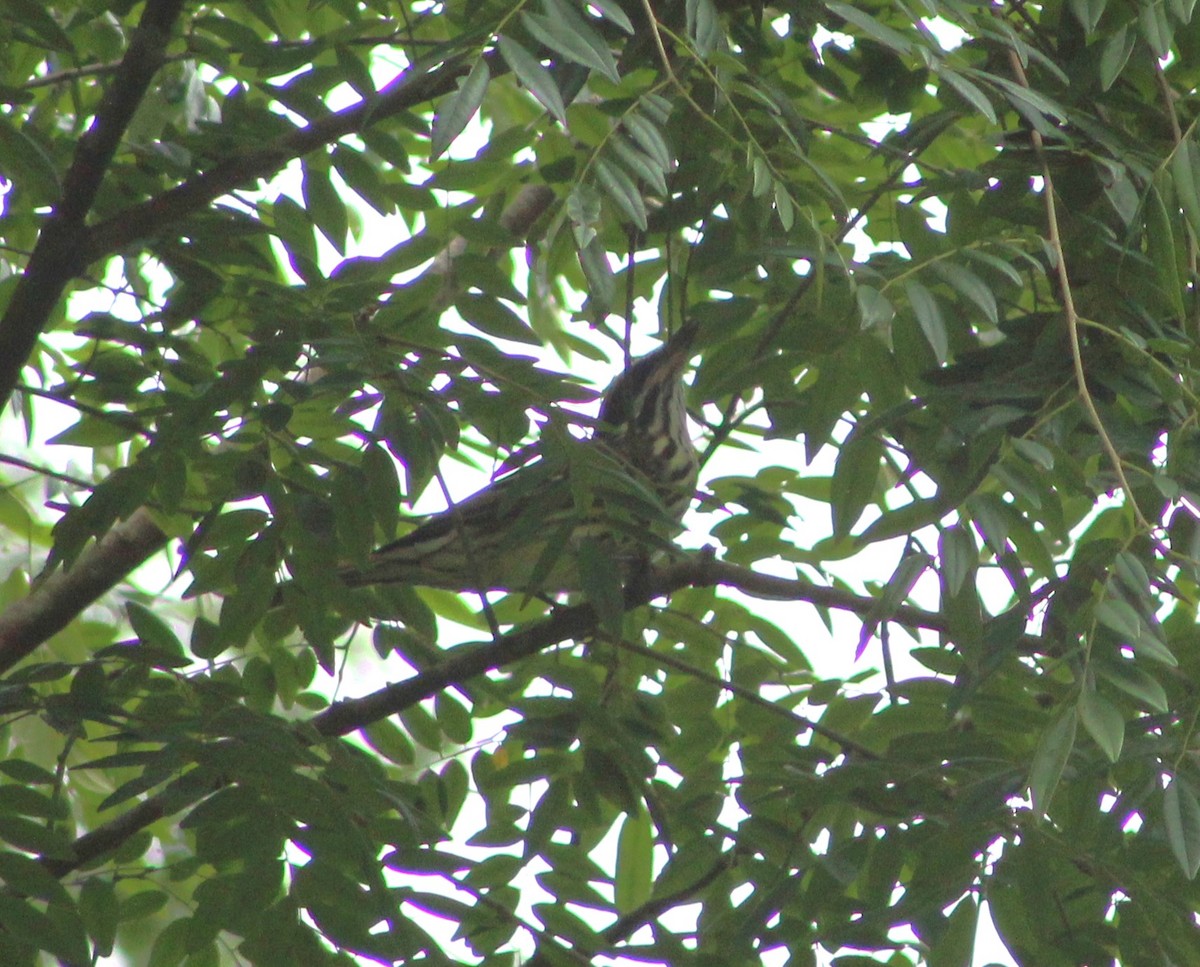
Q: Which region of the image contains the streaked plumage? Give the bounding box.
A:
[342,327,699,593]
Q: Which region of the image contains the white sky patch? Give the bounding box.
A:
[923,17,968,51]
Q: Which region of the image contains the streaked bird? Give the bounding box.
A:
[342,325,700,594]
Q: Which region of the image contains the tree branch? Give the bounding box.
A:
[681,556,947,631]
[0,27,478,419]
[610,635,879,759]
[0,0,186,413]
[43,552,948,880]
[0,509,168,675]
[41,798,169,879]
[0,173,549,675]
[81,49,477,263]
[311,555,945,738]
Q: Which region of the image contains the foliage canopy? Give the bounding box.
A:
[2,0,1200,964]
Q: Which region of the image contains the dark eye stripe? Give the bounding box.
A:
[636,384,663,431]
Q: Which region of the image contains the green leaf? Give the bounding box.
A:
[1094,597,1141,640]
[0,814,73,857]
[614,810,654,914]
[0,852,71,904]
[120,890,170,922]
[938,524,977,599]
[594,156,648,230]
[1029,707,1076,817]
[331,466,374,558]
[272,193,321,283]
[1171,0,1200,22]
[985,74,1068,133]
[334,43,375,98]
[148,916,191,967]
[826,1,913,54]
[577,537,624,638]
[1099,24,1136,90]
[587,0,634,33]
[1164,778,1200,878]
[1139,0,1173,58]
[331,144,395,215]
[79,877,119,957]
[455,292,540,344]
[532,902,604,948]
[522,4,620,84]
[855,284,894,329]
[184,942,220,967]
[46,416,140,447]
[937,67,997,123]
[1077,687,1124,761]
[1147,180,1186,322]
[1069,0,1108,33]
[1096,660,1169,713]
[431,58,490,160]
[1113,551,1152,602]
[1011,437,1055,470]
[685,0,722,56]
[578,236,616,315]
[607,132,667,195]
[497,34,567,126]
[830,430,882,539]
[363,443,401,540]
[624,112,672,170]
[933,261,998,324]
[1,0,75,51]
[856,551,930,659]
[929,896,978,967]
[1098,158,1139,225]
[302,156,349,254]
[0,118,60,205]
[126,602,185,659]
[774,182,795,231]
[435,692,473,744]
[864,499,945,551]
[905,280,948,362]
[965,248,1024,287]
[568,181,602,248]
[217,567,276,652]
[1096,598,1177,665]
[0,892,87,965]
[0,760,57,785]
[400,702,444,752]
[1172,139,1200,246]
[0,784,65,820]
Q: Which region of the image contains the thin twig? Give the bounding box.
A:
[609,634,879,759]
[23,50,193,90]
[637,0,675,83]
[15,383,153,438]
[0,455,94,490]
[1154,58,1199,328]
[1005,49,1151,532]
[432,464,503,641]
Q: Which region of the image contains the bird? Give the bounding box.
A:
[340,325,700,595]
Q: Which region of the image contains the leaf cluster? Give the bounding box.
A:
[2,0,1200,965]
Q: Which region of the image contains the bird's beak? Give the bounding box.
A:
[665,321,699,369]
